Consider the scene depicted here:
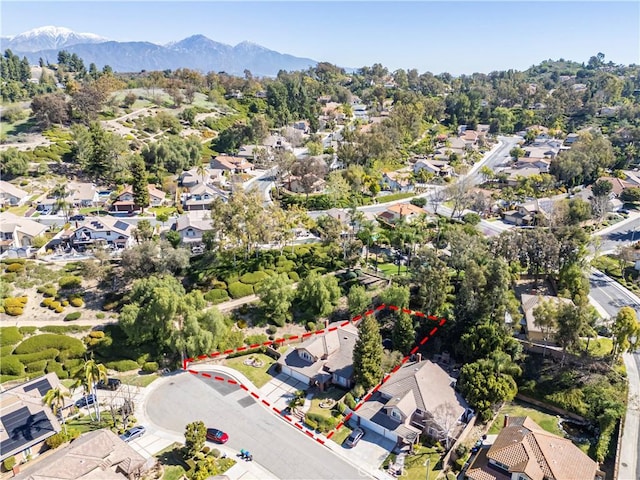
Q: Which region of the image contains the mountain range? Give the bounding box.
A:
[1,26,318,77]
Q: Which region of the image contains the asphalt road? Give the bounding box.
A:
[589,268,640,319]
[595,214,640,253]
[145,372,368,480]
[620,351,640,480]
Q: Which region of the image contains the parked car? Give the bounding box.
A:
[206,428,229,444]
[344,427,365,448]
[70,214,85,221]
[97,378,121,390]
[120,426,146,442]
[75,393,96,408]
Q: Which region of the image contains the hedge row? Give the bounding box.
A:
[0,345,15,356]
[0,327,23,347]
[64,312,81,321]
[41,325,91,334]
[105,359,139,372]
[14,348,61,364]
[0,357,24,376]
[25,360,48,373]
[13,334,85,358]
[239,271,270,285]
[46,360,68,379]
[228,282,254,299]
[203,289,230,304]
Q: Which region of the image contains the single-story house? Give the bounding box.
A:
[0,373,63,466]
[352,359,471,447]
[68,182,100,208]
[465,416,604,480]
[277,323,358,390]
[0,181,28,207]
[381,171,414,192]
[380,203,425,224]
[179,167,224,189]
[520,294,575,343]
[210,155,254,174]
[285,174,326,195]
[71,216,134,250]
[0,212,48,254]
[513,157,551,173]
[12,429,151,480]
[502,199,551,226]
[414,159,454,178]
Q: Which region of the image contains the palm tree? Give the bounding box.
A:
[196,162,207,185]
[43,387,70,434]
[74,359,108,421]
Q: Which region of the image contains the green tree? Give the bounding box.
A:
[392,312,415,355]
[412,247,450,315]
[621,187,640,203]
[166,230,182,248]
[0,148,29,177]
[612,306,640,359]
[130,156,150,212]
[257,273,295,327]
[378,285,410,309]
[458,352,519,421]
[347,284,370,316]
[296,272,340,317]
[43,387,70,433]
[184,420,207,458]
[352,314,383,390]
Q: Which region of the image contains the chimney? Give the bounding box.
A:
[504,414,510,428]
[416,352,422,362]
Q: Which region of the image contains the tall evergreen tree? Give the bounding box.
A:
[392,312,415,355]
[352,314,383,390]
[131,156,150,211]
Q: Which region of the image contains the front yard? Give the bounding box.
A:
[382,445,446,480]
[223,353,276,387]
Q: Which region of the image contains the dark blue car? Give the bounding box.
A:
[75,393,96,408]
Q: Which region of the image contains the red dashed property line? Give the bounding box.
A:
[182,305,447,448]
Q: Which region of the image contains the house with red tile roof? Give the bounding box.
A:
[465,416,604,480]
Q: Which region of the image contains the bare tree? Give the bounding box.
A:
[445,177,473,219]
[429,187,448,216]
[430,402,461,450]
[291,156,328,199]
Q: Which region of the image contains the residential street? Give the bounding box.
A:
[144,371,371,480]
[588,268,640,320]
[593,212,640,254]
[620,351,640,480]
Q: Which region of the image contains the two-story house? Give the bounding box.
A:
[414,159,454,178]
[210,155,254,174]
[70,216,134,250]
[277,323,358,390]
[377,203,425,225]
[174,212,214,247]
[1,373,64,467]
[353,359,470,447]
[465,416,604,480]
[182,184,226,211]
[110,185,166,213]
[68,182,100,208]
[521,294,575,343]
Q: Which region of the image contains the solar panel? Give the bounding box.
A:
[0,408,55,456]
[114,220,130,231]
[23,378,52,397]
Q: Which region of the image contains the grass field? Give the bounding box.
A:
[488,401,563,436]
[382,446,443,480]
[117,373,159,388]
[307,388,346,418]
[224,353,276,387]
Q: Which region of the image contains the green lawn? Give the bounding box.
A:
[376,192,416,203]
[377,263,409,276]
[66,411,117,434]
[7,204,31,216]
[330,425,352,446]
[488,401,563,436]
[148,206,178,217]
[578,337,613,357]
[156,442,189,480]
[117,373,159,388]
[307,388,347,418]
[224,353,276,387]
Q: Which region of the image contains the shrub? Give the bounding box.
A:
[61,300,69,307]
[58,275,82,289]
[96,312,105,319]
[48,301,62,311]
[2,258,25,265]
[266,326,277,335]
[18,326,36,335]
[0,356,24,376]
[210,280,227,290]
[288,271,300,282]
[202,446,210,454]
[64,312,81,321]
[244,334,268,345]
[211,448,221,458]
[88,331,105,339]
[306,322,316,332]
[228,282,254,299]
[4,297,27,308]
[304,416,318,431]
[40,325,90,334]
[3,456,16,471]
[14,334,85,358]
[237,319,248,329]
[305,412,337,433]
[105,359,139,372]
[239,271,270,285]
[69,297,84,307]
[0,326,23,346]
[37,285,58,298]
[15,349,60,364]
[63,358,83,370]
[344,392,356,409]
[46,360,68,379]
[5,263,24,273]
[142,361,159,373]
[0,345,15,356]
[25,360,48,373]
[45,432,68,449]
[203,289,230,304]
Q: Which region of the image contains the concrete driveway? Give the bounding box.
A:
[333,421,396,477]
[258,372,307,411]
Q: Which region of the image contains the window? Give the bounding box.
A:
[106,231,111,236]
[391,409,401,420]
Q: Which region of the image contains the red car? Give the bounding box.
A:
[206,428,229,444]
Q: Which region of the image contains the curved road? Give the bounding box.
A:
[145,371,368,480]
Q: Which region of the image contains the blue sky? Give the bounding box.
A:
[2,1,638,75]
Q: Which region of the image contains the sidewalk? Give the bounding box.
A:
[593,210,640,237]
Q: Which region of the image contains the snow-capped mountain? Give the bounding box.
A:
[2,26,108,52]
[4,26,318,76]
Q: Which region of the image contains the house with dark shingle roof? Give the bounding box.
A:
[351,359,471,447]
[0,373,63,465]
[277,323,358,389]
[465,416,604,480]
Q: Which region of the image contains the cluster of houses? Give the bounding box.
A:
[0,373,152,479]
